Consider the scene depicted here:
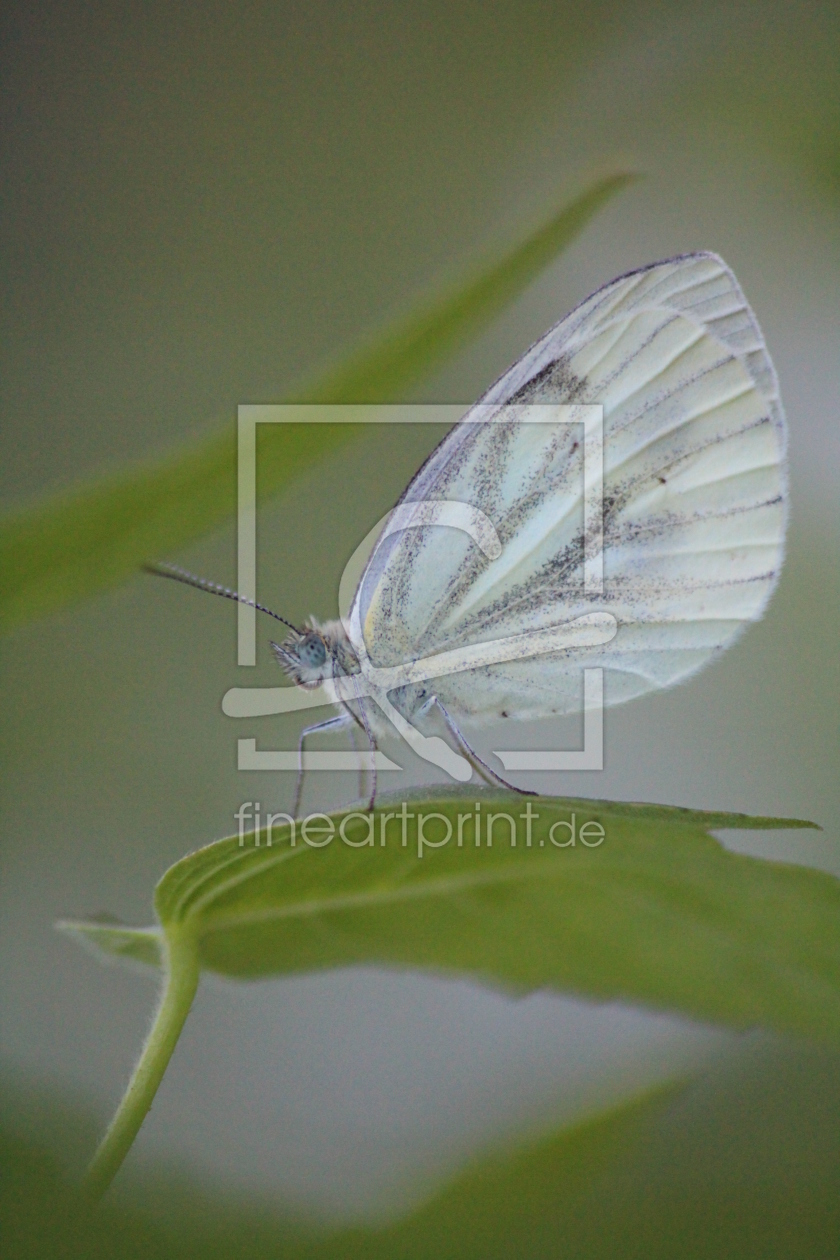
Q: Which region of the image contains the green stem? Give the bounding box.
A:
[81,927,200,1203]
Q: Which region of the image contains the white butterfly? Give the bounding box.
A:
[150,252,787,813]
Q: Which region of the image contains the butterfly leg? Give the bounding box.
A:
[348,718,379,809]
[348,723,367,801]
[293,712,353,818]
[432,698,537,796]
[354,694,379,812]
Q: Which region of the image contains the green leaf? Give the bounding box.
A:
[0,175,632,634]
[362,1041,840,1260]
[1,1081,680,1258]
[304,174,635,404]
[65,791,833,1046]
[9,1039,840,1255]
[316,1040,840,1259]
[65,790,830,1199]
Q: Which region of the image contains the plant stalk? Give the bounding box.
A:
[81,926,200,1203]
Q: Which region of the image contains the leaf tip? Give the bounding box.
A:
[56,917,164,971]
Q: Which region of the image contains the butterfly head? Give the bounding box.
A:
[271,619,354,687]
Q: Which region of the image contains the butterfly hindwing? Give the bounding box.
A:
[355,253,787,721]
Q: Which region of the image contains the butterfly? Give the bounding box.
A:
[148,252,788,815]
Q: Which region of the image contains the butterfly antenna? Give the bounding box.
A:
[143,561,300,635]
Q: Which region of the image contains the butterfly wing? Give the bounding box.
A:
[355,252,787,720]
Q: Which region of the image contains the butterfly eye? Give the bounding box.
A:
[297,634,327,668]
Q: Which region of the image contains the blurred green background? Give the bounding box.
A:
[1,0,838,1253]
